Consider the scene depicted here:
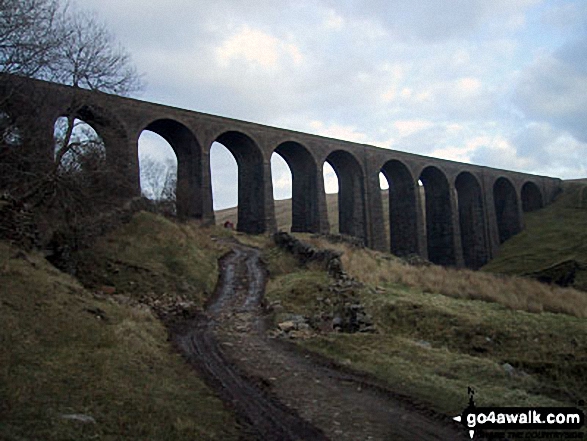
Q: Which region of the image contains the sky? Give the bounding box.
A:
[77,0,587,209]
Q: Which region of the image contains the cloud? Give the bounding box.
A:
[324,0,538,42]
[514,38,587,142]
[470,135,534,171]
[73,0,587,198]
[393,120,434,137]
[323,9,345,30]
[309,121,370,144]
[216,26,303,69]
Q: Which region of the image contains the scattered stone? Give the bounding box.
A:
[59,414,96,424]
[273,231,343,276]
[502,362,515,375]
[415,340,432,348]
[311,233,365,248]
[289,329,314,339]
[86,307,107,321]
[273,232,377,335]
[98,285,116,295]
[278,321,297,333]
[402,253,432,267]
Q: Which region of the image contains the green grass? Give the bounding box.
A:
[75,211,228,307]
[0,238,240,440]
[484,182,587,291]
[4,177,587,439]
[263,240,587,418]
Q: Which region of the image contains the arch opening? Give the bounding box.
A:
[54,116,105,173]
[212,131,265,234]
[324,150,366,242]
[419,166,456,266]
[493,177,521,243]
[379,172,390,250]
[455,172,488,269]
[521,182,543,213]
[45,113,122,217]
[273,141,319,233]
[53,104,133,199]
[141,119,202,219]
[210,142,237,227]
[381,160,419,257]
[138,131,178,215]
[323,161,338,232]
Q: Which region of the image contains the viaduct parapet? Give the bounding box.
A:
[1,75,562,269]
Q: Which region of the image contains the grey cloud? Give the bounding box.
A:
[324,0,536,42]
[514,37,587,143]
[74,0,586,186]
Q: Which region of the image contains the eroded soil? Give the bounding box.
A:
[172,243,466,440]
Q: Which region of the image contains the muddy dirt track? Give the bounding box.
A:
[172,244,467,440]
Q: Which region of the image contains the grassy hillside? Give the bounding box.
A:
[218,182,587,290]
[74,211,230,308]
[216,192,361,236]
[3,177,586,439]
[263,236,587,418]
[483,181,587,291]
[0,213,240,441]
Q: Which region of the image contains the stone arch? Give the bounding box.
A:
[140,119,202,219]
[0,109,28,190]
[380,159,419,257]
[0,110,22,147]
[419,166,456,266]
[0,80,53,156]
[53,115,105,168]
[273,141,320,233]
[324,150,366,242]
[493,177,521,243]
[54,103,132,188]
[455,172,488,269]
[63,103,128,153]
[521,181,544,213]
[214,130,265,234]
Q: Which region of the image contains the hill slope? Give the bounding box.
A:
[262,233,587,419]
[483,181,587,291]
[3,180,587,438]
[0,213,240,440]
[217,182,587,290]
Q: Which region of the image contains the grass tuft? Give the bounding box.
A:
[0,214,240,440]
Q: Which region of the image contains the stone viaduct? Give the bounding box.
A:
[1,75,561,269]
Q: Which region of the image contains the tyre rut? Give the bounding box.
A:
[173,243,466,440]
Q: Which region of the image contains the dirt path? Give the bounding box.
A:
[173,244,466,440]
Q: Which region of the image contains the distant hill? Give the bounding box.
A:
[215,191,391,246]
[217,183,587,291]
[483,181,587,291]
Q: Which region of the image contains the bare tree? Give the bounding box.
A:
[0,0,145,259]
[0,0,65,78]
[140,154,177,202]
[52,9,142,96]
[49,7,143,169]
[1,0,143,168]
[0,0,142,93]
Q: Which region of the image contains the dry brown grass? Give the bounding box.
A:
[300,235,587,318]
